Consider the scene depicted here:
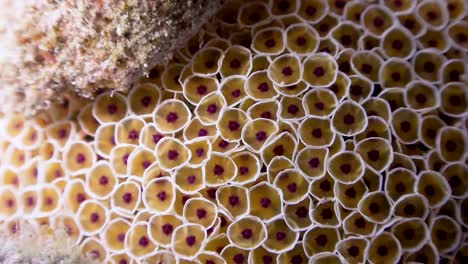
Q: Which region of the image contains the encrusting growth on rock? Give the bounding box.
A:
[0,222,98,264]
[0,0,226,116]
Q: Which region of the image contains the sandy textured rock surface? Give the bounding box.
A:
[0,223,97,264]
[0,0,226,116]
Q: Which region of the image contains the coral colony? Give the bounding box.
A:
[0,0,467,263]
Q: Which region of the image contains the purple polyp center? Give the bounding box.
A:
[287,183,297,193]
[6,199,15,208]
[76,153,86,164]
[239,166,249,175]
[256,131,267,141]
[157,191,167,201]
[277,0,289,10]
[344,114,355,125]
[26,197,35,206]
[117,233,126,242]
[232,89,241,97]
[207,189,217,199]
[392,40,403,50]
[291,255,303,264]
[319,24,329,33]
[207,104,218,114]
[340,164,351,174]
[168,150,179,160]
[122,193,132,203]
[312,128,322,138]
[261,112,272,119]
[341,35,351,45]
[198,129,208,137]
[90,213,99,222]
[424,62,435,73]
[128,129,139,140]
[315,102,325,110]
[391,72,401,81]
[367,150,380,161]
[229,195,240,206]
[228,121,240,131]
[367,131,378,137]
[139,236,149,247]
[449,95,462,106]
[186,235,196,246]
[214,165,224,175]
[361,64,372,74]
[90,250,100,259]
[373,17,384,27]
[197,208,207,219]
[99,176,109,185]
[446,140,456,152]
[428,39,437,48]
[296,36,306,46]
[426,11,437,20]
[196,148,204,157]
[142,160,152,169]
[276,231,286,241]
[287,84,297,90]
[233,253,245,264]
[197,85,207,95]
[55,170,63,178]
[58,129,68,139]
[219,140,229,148]
[205,60,215,69]
[261,197,271,208]
[350,85,362,96]
[265,39,276,48]
[309,157,320,168]
[107,104,118,114]
[162,224,173,235]
[263,255,273,264]
[288,105,299,114]
[457,33,467,43]
[152,134,164,144]
[122,154,129,165]
[241,229,252,239]
[187,175,196,184]
[230,59,241,69]
[141,96,152,107]
[282,66,293,76]
[319,180,331,192]
[321,208,333,219]
[77,193,86,203]
[258,82,269,92]
[296,206,308,218]
[314,67,325,77]
[273,145,285,155]
[182,195,190,204]
[166,112,178,123]
[400,121,411,132]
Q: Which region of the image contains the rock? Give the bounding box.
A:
[0,0,226,116]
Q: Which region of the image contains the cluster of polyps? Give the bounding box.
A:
[0,0,467,263]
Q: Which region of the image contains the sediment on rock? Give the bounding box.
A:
[0,0,227,116]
